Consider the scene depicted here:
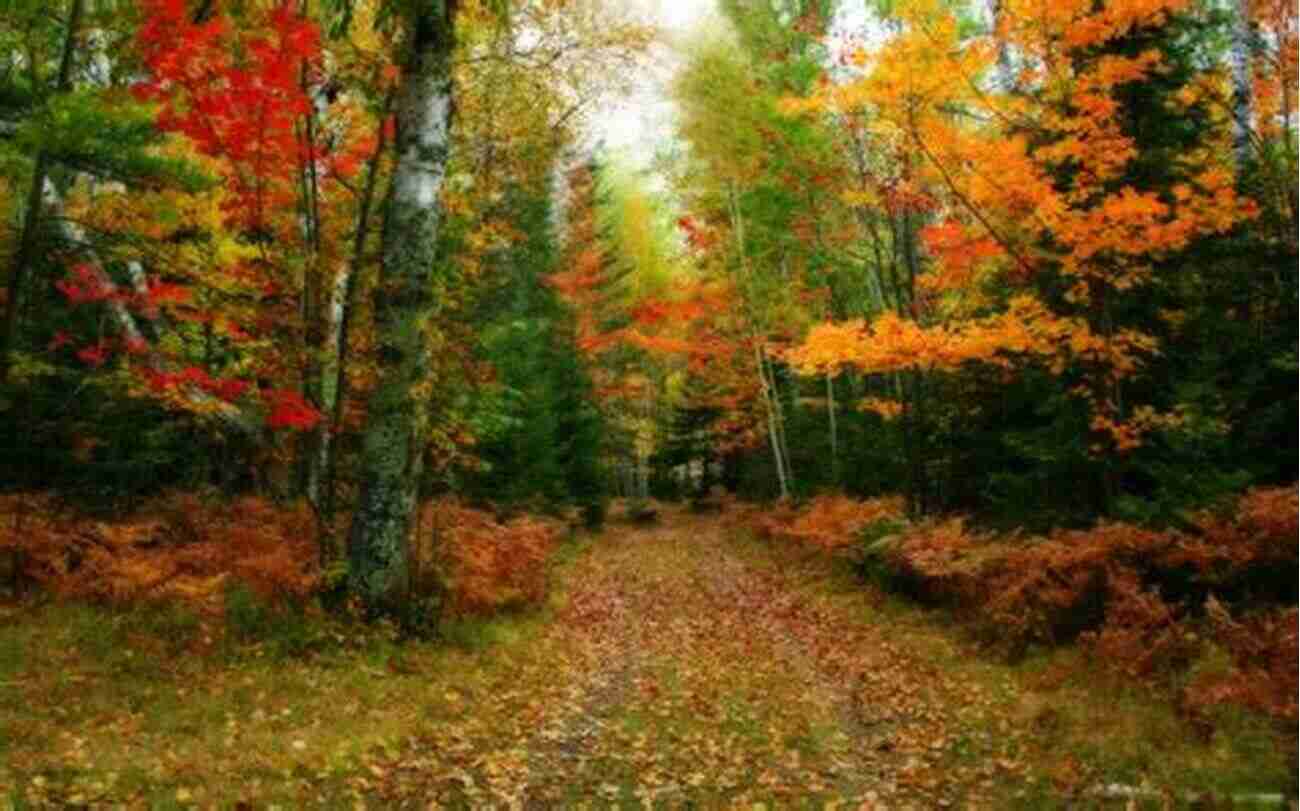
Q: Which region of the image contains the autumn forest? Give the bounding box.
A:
[0,0,1296,806]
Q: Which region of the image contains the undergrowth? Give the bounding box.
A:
[0,492,567,649]
[754,485,1300,794]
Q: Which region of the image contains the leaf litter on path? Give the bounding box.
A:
[367,509,1028,809]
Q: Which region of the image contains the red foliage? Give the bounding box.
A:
[134,0,321,231]
[868,487,1298,656]
[0,494,566,623]
[52,264,198,371]
[55,264,117,305]
[766,486,1297,733]
[676,215,720,252]
[140,365,252,403]
[1184,601,1298,726]
[75,340,112,368]
[262,388,322,431]
[1079,568,1199,679]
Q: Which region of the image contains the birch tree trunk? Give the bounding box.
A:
[296,0,333,506]
[990,0,1015,93]
[1228,0,1255,170]
[31,179,255,434]
[323,89,394,529]
[347,4,457,617]
[765,349,794,497]
[307,267,348,507]
[728,184,793,500]
[754,343,791,500]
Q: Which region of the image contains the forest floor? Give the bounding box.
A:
[0,505,1290,809]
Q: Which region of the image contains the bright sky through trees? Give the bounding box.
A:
[593,0,719,163]
[594,0,873,169]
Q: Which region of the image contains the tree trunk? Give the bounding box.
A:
[728,183,793,500]
[990,0,1015,92]
[347,4,457,618]
[0,0,85,384]
[297,0,330,506]
[826,372,839,487]
[35,178,254,433]
[308,266,347,506]
[898,189,925,515]
[323,88,394,529]
[1229,0,1254,170]
[755,343,791,500]
[759,353,790,493]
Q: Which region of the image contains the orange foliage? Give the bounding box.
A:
[0,494,568,622]
[1079,568,1199,678]
[875,487,1297,652]
[754,494,905,552]
[790,486,1296,740]
[0,494,319,612]
[752,487,1294,721]
[787,297,1157,381]
[418,499,560,617]
[1184,601,1298,726]
[781,0,1264,455]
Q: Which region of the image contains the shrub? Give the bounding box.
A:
[1079,569,1200,680]
[1184,600,1298,727]
[579,497,608,530]
[0,492,320,613]
[755,486,1298,744]
[870,487,1298,654]
[753,494,905,553]
[415,499,559,617]
[624,498,659,524]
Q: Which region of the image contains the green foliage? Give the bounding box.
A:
[459,188,609,516]
[11,92,211,191]
[654,398,722,497]
[850,516,909,588]
[222,580,319,658]
[0,372,243,510]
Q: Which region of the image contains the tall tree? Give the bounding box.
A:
[0,0,84,384]
[346,0,462,617]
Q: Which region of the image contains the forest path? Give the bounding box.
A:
[0,506,1048,809]
[372,506,1029,808]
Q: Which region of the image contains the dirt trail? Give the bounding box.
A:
[376,508,1026,808]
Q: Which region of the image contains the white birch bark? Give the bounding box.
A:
[729,184,793,499]
[307,266,350,506]
[1229,0,1256,168]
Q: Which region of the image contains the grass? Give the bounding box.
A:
[0,593,506,807]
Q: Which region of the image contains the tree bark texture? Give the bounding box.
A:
[347,4,457,617]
